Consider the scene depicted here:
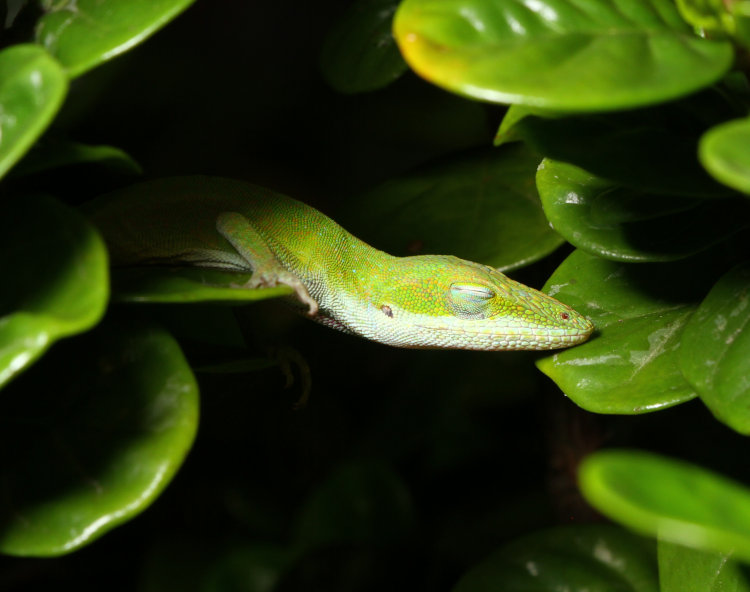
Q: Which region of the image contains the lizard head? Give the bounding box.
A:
[357,255,594,351]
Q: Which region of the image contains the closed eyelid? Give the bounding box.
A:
[450,284,495,299]
[447,283,496,320]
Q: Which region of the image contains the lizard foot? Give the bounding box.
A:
[245,270,319,316]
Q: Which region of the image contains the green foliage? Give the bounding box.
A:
[36,0,196,77]
[0,194,108,388]
[104,268,293,304]
[536,159,749,262]
[452,525,658,592]
[676,0,750,40]
[700,116,750,193]
[393,0,733,110]
[9,140,143,177]
[536,250,704,414]
[319,0,408,93]
[0,45,67,179]
[3,0,750,590]
[0,322,199,556]
[340,145,565,271]
[0,0,201,567]
[658,541,750,592]
[508,95,735,197]
[579,450,750,562]
[680,263,750,433]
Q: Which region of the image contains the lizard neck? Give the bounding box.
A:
[310,237,397,321]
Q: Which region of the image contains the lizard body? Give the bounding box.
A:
[86,176,593,351]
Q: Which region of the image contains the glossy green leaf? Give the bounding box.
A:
[393,0,733,111]
[36,0,196,78]
[109,268,293,304]
[658,541,750,592]
[320,0,407,93]
[11,140,142,177]
[535,250,726,414]
[341,146,564,272]
[676,0,731,30]
[515,101,735,197]
[0,195,108,389]
[680,263,750,434]
[494,105,561,147]
[676,0,750,45]
[700,117,750,195]
[0,44,67,180]
[452,524,657,592]
[536,159,750,262]
[494,106,528,147]
[579,450,750,563]
[295,461,414,550]
[0,322,199,556]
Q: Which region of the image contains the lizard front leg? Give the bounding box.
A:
[215,211,318,316]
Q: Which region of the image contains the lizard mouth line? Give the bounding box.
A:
[413,323,590,336]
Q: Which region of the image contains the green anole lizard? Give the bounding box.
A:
[85,176,593,351]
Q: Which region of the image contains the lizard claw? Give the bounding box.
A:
[246,271,318,316]
[297,289,319,316]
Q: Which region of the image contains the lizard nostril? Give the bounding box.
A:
[560,312,570,321]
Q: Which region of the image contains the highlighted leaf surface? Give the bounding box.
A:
[37,0,196,77]
[0,195,108,389]
[342,146,564,272]
[0,45,67,180]
[680,263,750,434]
[580,450,750,564]
[394,0,732,111]
[536,250,724,413]
[0,323,199,556]
[452,524,657,592]
[537,159,750,262]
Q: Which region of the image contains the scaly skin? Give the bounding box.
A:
[85,176,594,351]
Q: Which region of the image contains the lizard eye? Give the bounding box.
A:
[448,283,495,319]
